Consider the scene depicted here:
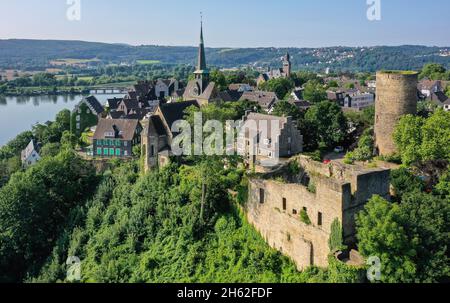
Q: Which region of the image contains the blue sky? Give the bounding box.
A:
[0,0,449,47]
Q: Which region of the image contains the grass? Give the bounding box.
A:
[379,70,418,75]
[136,60,161,65]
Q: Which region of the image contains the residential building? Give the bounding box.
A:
[71,96,104,137]
[237,112,303,168]
[93,119,142,158]
[418,80,443,98]
[239,91,279,113]
[21,140,41,167]
[228,83,253,93]
[343,90,375,111]
[290,88,304,101]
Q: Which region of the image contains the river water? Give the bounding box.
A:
[0,94,123,146]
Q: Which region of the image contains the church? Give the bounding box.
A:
[183,20,217,105]
[257,53,292,86]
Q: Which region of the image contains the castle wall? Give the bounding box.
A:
[246,156,391,270]
[375,71,418,156]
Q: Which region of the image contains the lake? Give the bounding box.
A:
[0,94,123,146]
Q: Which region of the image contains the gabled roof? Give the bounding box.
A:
[107,97,123,111]
[159,100,199,128]
[94,119,140,141]
[76,96,104,115]
[21,140,39,162]
[431,91,449,103]
[239,91,278,109]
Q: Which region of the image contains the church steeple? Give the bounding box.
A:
[197,19,207,71]
[194,14,209,90]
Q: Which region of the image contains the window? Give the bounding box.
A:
[103,148,108,156]
[115,149,121,156]
[124,151,128,156]
[318,212,323,227]
[150,145,155,157]
[292,209,298,215]
[282,198,287,211]
[76,123,80,130]
[76,115,80,122]
[259,188,265,204]
[96,148,102,155]
[124,141,128,147]
[86,109,90,114]
[116,140,121,146]
[109,148,114,156]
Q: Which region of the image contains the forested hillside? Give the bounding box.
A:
[1,39,450,72]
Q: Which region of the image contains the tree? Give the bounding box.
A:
[393,115,424,165]
[303,80,327,103]
[328,219,344,252]
[394,110,450,165]
[304,101,348,150]
[400,192,450,282]
[210,69,228,91]
[0,151,97,282]
[271,101,302,120]
[356,196,417,283]
[390,168,425,201]
[259,77,294,99]
[419,63,447,80]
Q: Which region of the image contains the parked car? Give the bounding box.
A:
[334,146,344,153]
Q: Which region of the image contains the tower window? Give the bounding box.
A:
[318,212,323,227]
[282,198,287,211]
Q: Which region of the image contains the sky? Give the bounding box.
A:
[0,0,449,48]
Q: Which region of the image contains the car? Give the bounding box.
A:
[323,159,331,164]
[334,146,344,153]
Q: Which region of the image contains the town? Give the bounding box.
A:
[8,22,448,277]
[0,3,449,286]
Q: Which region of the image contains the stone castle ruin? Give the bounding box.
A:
[246,155,390,270]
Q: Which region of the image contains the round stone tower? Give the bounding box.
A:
[374,71,418,156]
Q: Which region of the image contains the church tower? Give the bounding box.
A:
[193,18,209,93]
[282,52,291,77]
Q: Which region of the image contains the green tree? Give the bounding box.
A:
[303,80,327,103]
[271,101,302,120]
[0,151,97,282]
[328,219,344,252]
[394,110,450,165]
[356,196,417,283]
[304,101,348,150]
[390,168,425,201]
[259,77,294,99]
[393,115,425,165]
[419,63,446,80]
[210,69,228,91]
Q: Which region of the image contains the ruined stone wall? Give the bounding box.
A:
[246,156,391,270]
[375,71,418,156]
[247,175,351,270]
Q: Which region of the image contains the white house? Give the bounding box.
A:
[21,140,41,167]
[343,90,375,111]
